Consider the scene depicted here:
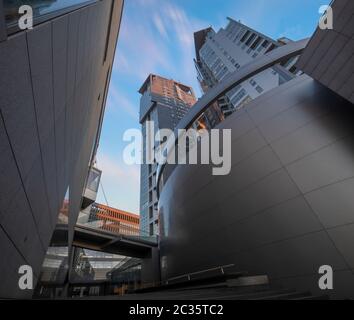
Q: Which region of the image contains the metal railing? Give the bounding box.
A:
[76,204,158,244]
[166,264,235,284]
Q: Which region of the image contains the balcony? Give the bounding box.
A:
[81,167,101,209]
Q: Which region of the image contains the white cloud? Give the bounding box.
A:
[96,153,140,213]
[97,153,139,183]
[114,0,208,95]
[107,83,139,121]
[115,6,173,81]
[161,3,207,93]
[153,14,169,40]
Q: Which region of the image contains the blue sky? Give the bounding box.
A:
[96,0,330,214]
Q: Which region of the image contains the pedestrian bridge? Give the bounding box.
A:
[52,224,157,259]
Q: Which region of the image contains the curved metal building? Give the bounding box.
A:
[157,0,354,299]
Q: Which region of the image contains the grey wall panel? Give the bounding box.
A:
[71,10,89,158]
[2,187,46,273]
[0,226,30,299]
[0,120,46,272]
[305,178,354,228]
[221,196,323,251]
[52,16,69,203]
[23,159,54,243]
[286,137,354,194]
[297,0,354,104]
[338,73,354,102]
[52,16,69,120]
[159,77,354,298]
[215,169,301,225]
[0,34,41,178]
[310,34,347,79]
[333,0,354,31]
[328,224,354,268]
[65,11,81,181]
[0,117,22,211]
[271,111,351,165]
[231,231,348,279]
[75,9,89,87]
[329,51,354,93]
[27,23,59,224]
[257,97,329,143]
[55,109,67,202]
[321,39,354,87]
[303,32,338,75]
[246,76,318,125]
[0,34,51,250]
[229,128,267,169]
[66,11,80,103]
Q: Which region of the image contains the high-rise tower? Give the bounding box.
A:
[139,74,196,236]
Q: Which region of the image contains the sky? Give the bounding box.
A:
[96,0,330,214]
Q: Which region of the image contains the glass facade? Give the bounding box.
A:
[86,167,101,192]
[69,248,142,297]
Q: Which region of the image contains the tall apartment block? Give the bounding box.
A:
[0,0,123,298]
[194,18,300,117]
[139,74,196,236]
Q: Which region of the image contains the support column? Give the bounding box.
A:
[141,247,161,286]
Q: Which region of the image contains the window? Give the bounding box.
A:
[251,36,262,50]
[227,85,242,98]
[240,30,251,43]
[245,33,256,46]
[249,79,257,86]
[86,168,101,192]
[265,44,277,53]
[231,89,247,106]
[289,65,297,74]
[255,85,264,93]
[262,40,270,48]
[234,29,245,42]
[216,66,229,81]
